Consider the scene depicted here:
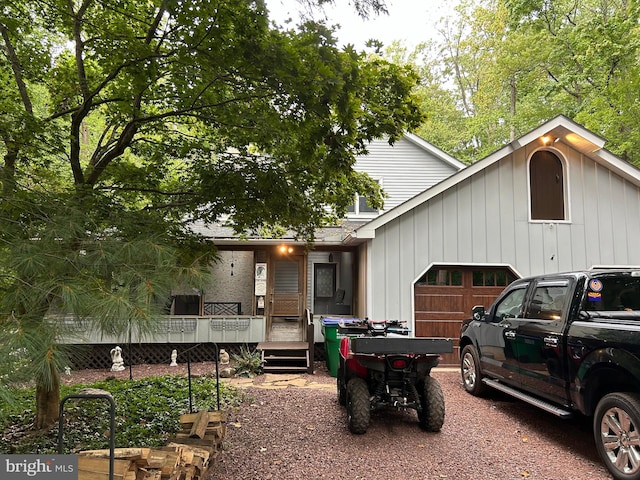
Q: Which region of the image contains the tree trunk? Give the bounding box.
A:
[35,365,60,430]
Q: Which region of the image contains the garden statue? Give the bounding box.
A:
[170,349,178,367]
[219,349,230,365]
[110,346,125,372]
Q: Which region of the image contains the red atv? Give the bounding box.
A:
[336,319,452,434]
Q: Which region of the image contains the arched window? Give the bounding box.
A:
[529,150,565,221]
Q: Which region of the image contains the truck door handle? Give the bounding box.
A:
[504,331,516,339]
[544,336,559,346]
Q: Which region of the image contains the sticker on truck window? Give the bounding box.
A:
[588,291,602,302]
[589,279,603,292]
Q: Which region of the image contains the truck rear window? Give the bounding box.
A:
[584,276,640,311]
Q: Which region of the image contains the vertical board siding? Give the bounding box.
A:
[442,189,459,259]
[498,159,516,260]
[368,142,640,328]
[471,171,488,263]
[456,179,473,262]
[626,187,640,261]
[371,224,388,318]
[596,165,616,264]
[428,195,445,261]
[485,162,503,260]
[611,174,629,263]
[385,219,402,319]
[399,212,416,320]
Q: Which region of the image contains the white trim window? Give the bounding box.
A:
[347,179,381,218]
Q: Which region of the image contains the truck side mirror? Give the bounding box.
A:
[472,305,485,321]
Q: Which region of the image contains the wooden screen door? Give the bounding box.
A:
[268,255,305,337]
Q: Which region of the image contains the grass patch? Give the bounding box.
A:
[0,375,244,454]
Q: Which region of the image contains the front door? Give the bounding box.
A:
[268,253,305,341]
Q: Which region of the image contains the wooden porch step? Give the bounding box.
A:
[261,365,309,372]
[258,341,308,350]
[263,355,307,361]
[258,341,312,374]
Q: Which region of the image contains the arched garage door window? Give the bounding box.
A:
[529,150,565,221]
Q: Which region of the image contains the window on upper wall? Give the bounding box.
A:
[529,150,566,221]
[347,179,381,216]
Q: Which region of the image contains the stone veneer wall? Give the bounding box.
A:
[204,250,254,315]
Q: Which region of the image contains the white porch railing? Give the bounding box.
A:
[55,316,267,344]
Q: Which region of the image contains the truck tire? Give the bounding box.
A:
[460,344,488,396]
[418,376,445,432]
[346,377,370,434]
[594,392,640,480]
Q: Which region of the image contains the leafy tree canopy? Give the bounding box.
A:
[0,0,420,426]
[411,0,640,166]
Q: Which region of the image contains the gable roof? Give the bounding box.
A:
[402,132,467,171]
[193,132,464,245]
[352,115,640,240]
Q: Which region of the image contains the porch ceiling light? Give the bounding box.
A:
[540,134,560,145]
[279,244,293,254]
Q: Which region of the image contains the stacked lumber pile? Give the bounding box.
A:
[78,410,227,480]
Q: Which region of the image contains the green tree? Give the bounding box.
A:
[503,0,640,165]
[413,0,640,165]
[0,0,421,428]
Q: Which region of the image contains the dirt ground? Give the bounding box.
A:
[62,362,612,479]
[207,365,612,480]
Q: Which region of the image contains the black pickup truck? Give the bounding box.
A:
[459,269,640,480]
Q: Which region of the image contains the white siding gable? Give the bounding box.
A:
[351,135,464,215]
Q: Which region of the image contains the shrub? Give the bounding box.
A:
[0,375,244,454]
[231,345,263,378]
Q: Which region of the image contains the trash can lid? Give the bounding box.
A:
[321,316,361,326]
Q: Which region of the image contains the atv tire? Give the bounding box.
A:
[418,376,445,432]
[346,377,370,434]
[337,363,347,406]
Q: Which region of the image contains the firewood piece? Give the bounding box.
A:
[136,468,161,480]
[78,456,135,480]
[179,411,227,426]
[80,447,151,461]
[160,451,181,476]
[188,410,209,439]
[165,443,211,465]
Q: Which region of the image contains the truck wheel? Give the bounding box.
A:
[337,363,346,406]
[346,377,370,434]
[594,392,640,480]
[418,376,445,432]
[460,344,488,396]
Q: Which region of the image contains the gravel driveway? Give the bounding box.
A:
[208,365,612,480]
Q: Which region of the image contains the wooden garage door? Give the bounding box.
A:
[414,267,516,366]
